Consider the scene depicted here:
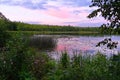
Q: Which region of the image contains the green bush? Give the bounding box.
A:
[0,33,32,80]
[0,32,55,80]
[0,20,10,48]
[30,52,55,80]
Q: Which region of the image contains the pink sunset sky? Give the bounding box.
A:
[0,0,107,27]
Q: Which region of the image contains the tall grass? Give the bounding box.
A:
[44,52,120,80]
[29,35,57,51]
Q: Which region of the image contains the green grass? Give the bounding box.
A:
[44,52,120,80]
[8,31,100,36]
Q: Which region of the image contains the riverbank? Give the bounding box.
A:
[8,31,100,36]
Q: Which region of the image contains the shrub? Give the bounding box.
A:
[0,33,34,80]
[0,20,10,48]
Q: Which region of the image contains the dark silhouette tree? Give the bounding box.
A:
[88,0,120,34]
[88,0,120,49]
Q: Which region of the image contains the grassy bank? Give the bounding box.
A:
[8,31,99,36]
[16,22,99,32]
[1,20,100,35]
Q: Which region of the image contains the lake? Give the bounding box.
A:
[29,35,120,58]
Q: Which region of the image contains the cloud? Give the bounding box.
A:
[62,22,105,27]
[0,0,91,10]
[0,0,107,27]
[62,16,108,27]
[0,0,94,19]
[0,0,47,10]
[41,5,97,19]
[43,7,71,19]
[0,5,49,22]
[60,0,91,7]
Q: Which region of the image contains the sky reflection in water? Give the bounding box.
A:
[50,35,120,57]
[31,35,120,58]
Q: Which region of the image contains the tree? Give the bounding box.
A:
[88,0,120,34]
[0,20,10,48]
[88,0,120,49]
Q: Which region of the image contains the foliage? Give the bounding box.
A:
[7,21,17,31]
[0,32,55,80]
[0,19,17,31]
[88,0,120,34]
[45,53,120,80]
[96,38,118,49]
[30,52,55,80]
[59,52,70,69]
[0,20,10,48]
[0,33,33,80]
[14,22,99,32]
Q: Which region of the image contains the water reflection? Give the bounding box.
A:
[29,35,57,51]
[30,35,120,56]
[54,35,120,55]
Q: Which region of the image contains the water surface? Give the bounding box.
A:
[30,35,120,57]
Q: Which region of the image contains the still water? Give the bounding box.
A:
[30,35,120,57]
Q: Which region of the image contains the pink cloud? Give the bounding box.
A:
[44,8,72,19]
